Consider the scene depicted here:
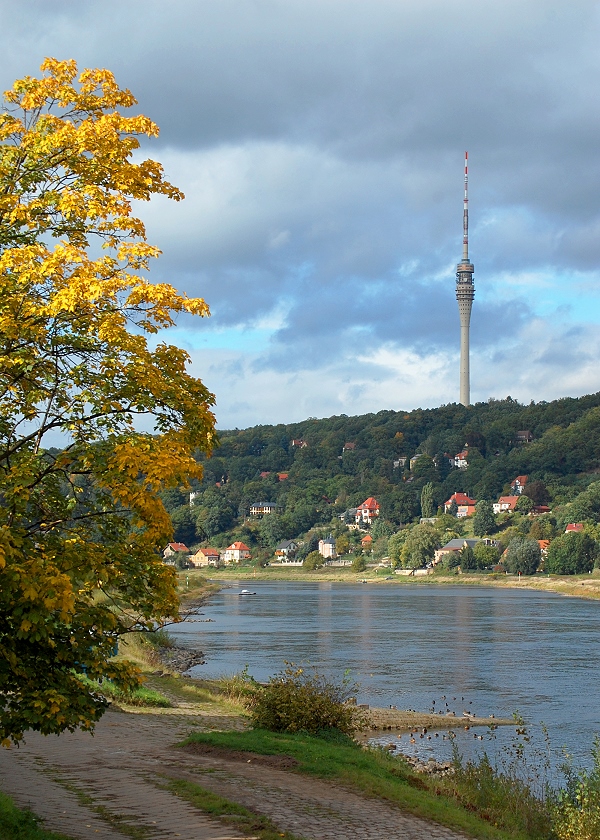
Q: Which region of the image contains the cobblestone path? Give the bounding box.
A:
[0,708,469,840]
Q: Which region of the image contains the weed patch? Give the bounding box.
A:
[0,792,72,840]
[165,778,302,840]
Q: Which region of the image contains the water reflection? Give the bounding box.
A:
[170,582,600,768]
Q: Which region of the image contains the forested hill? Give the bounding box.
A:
[162,392,600,551]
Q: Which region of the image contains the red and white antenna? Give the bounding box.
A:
[463,151,469,261]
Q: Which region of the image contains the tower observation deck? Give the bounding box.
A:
[456,151,474,406]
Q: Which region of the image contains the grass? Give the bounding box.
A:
[0,791,73,840]
[79,674,173,708]
[179,728,523,839]
[41,774,150,840]
[164,779,303,840]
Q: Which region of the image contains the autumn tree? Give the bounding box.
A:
[0,60,216,744]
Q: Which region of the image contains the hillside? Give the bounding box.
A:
[161,392,600,563]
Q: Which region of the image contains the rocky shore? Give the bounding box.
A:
[154,642,205,674]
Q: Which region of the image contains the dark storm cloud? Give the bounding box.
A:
[3,0,600,417]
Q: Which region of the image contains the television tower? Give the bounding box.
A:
[456,151,475,406]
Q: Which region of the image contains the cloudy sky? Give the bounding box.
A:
[4,0,600,427]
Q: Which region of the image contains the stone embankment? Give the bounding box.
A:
[154,642,205,673]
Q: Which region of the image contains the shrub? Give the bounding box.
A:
[552,737,600,840]
[249,663,366,736]
[303,550,324,570]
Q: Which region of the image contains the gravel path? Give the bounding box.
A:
[0,708,470,840]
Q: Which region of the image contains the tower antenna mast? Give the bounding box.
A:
[456,152,475,406]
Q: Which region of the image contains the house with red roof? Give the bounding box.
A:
[190,547,220,567]
[493,496,519,514]
[355,497,380,526]
[222,542,251,564]
[565,523,584,534]
[163,542,189,559]
[444,492,477,517]
[510,475,528,495]
[453,449,469,470]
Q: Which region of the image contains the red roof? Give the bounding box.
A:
[198,547,220,556]
[513,475,528,485]
[277,473,289,480]
[497,496,519,510]
[229,541,250,551]
[361,534,373,544]
[260,471,271,478]
[168,542,189,552]
[565,523,584,533]
[358,497,380,511]
[446,492,476,506]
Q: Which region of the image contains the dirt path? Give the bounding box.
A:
[0,708,469,840]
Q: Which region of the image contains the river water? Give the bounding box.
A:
[170,581,600,774]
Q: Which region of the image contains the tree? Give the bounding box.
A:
[0,61,216,745]
[335,535,350,555]
[459,544,477,571]
[448,499,459,517]
[400,523,439,569]
[515,495,534,514]
[546,532,599,575]
[473,542,499,569]
[472,500,496,536]
[504,538,541,575]
[303,550,324,570]
[351,554,367,572]
[420,482,435,518]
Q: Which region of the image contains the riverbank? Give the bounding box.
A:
[195,565,600,601]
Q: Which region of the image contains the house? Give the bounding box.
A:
[453,449,469,469]
[393,457,407,469]
[275,539,298,560]
[318,536,337,559]
[565,523,584,534]
[249,501,278,516]
[510,475,528,495]
[531,504,551,516]
[190,547,220,567]
[221,542,251,564]
[342,442,356,452]
[515,430,533,444]
[434,538,480,565]
[537,540,550,557]
[361,534,373,550]
[163,542,189,559]
[290,439,308,448]
[355,497,380,526]
[444,492,477,516]
[259,471,271,479]
[277,473,289,481]
[493,496,519,514]
[410,453,424,470]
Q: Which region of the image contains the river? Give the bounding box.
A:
[170,581,600,774]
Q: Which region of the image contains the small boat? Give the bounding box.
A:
[239,589,257,595]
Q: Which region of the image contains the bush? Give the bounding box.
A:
[303,550,324,570]
[351,555,367,572]
[249,663,366,736]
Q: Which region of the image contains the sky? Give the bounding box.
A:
[3,0,600,428]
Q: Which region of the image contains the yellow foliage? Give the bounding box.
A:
[0,59,216,744]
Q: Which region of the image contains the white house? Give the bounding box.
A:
[221,542,251,564]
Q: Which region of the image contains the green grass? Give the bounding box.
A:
[180,729,526,839]
[164,779,303,840]
[79,675,172,708]
[0,791,73,840]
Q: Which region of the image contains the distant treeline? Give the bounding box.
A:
[158,392,600,554]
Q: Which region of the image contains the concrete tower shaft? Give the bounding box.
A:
[456,152,475,406]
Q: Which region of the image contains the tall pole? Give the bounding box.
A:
[456,152,475,406]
